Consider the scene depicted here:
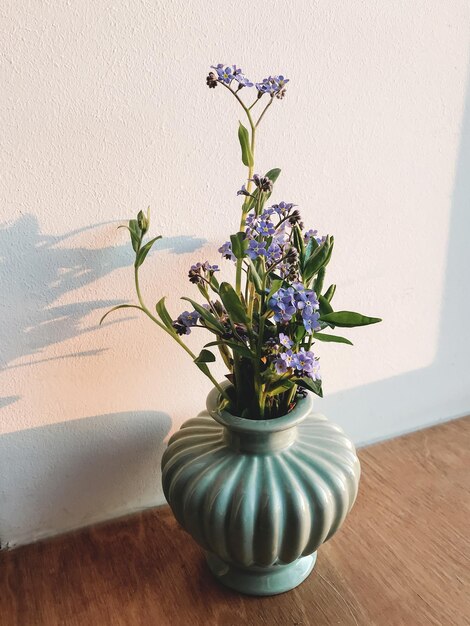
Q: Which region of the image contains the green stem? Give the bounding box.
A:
[219,83,257,296]
[255,98,273,128]
[286,383,298,410]
[134,265,230,402]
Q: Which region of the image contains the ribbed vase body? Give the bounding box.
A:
[161,387,360,595]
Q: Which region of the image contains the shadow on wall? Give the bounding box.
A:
[321,66,470,443]
[0,214,206,374]
[0,397,20,410]
[0,409,171,548]
[0,216,206,545]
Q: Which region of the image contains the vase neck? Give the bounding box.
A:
[223,425,298,454]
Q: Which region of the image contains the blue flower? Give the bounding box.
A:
[295,289,319,317]
[274,349,297,374]
[304,229,325,245]
[260,207,276,219]
[267,242,282,263]
[279,333,293,348]
[256,219,276,237]
[310,359,321,381]
[188,261,219,283]
[271,201,296,216]
[272,75,289,90]
[218,242,236,262]
[237,184,250,197]
[255,79,273,94]
[294,348,320,379]
[211,65,234,84]
[247,239,267,260]
[256,75,290,97]
[269,287,297,322]
[274,357,288,374]
[203,261,219,273]
[295,349,321,380]
[173,309,200,335]
[303,312,320,333]
[234,74,254,88]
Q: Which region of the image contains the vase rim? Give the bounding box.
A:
[206,383,314,434]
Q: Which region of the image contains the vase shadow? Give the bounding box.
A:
[0,409,172,548]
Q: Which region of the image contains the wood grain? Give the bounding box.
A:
[1,417,469,626]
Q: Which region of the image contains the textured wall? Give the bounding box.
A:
[1,1,469,546]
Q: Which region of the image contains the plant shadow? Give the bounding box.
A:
[0,214,206,376]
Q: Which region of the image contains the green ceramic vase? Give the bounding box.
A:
[161,386,360,596]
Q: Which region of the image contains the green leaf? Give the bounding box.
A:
[294,325,306,343]
[295,377,323,398]
[265,167,281,185]
[303,235,334,282]
[135,235,162,268]
[209,273,220,292]
[323,284,336,302]
[99,303,145,325]
[194,349,216,364]
[238,122,254,167]
[318,294,333,316]
[292,224,306,265]
[304,235,319,262]
[230,232,247,260]
[194,361,211,377]
[219,282,249,325]
[312,332,353,345]
[204,340,253,359]
[247,259,263,294]
[130,219,143,252]
[313,266,326,296]
[181,297,226,333]
[320,311,382,328]
[155,297,174,330]
[266,378,295,397]
[267,278,284,301]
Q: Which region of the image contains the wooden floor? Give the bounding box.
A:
[1,417,469,626]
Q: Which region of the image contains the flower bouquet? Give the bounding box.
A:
[103,64,381,595]
[103,63,380,421]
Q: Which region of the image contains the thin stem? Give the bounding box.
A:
[255,98,273,128]
[219,81,255,132]
[134,265,230,401]
[286,383,298,409]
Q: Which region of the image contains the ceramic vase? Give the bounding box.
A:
[161,386,360,596]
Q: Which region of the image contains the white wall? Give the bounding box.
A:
[1,1,469,547]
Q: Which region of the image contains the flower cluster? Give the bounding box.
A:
[220,184,326,283]
[255,75,290,99]
[208,64,254,89]
[273,344,321,380]
[269,285,320,333]
[172,309,200,335]
[304,229,326,246]
[207,64,289,99]
[188,261,219,285]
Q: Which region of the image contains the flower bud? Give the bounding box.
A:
[137,209,149,235]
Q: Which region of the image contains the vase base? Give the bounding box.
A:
[205,551,317,596]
